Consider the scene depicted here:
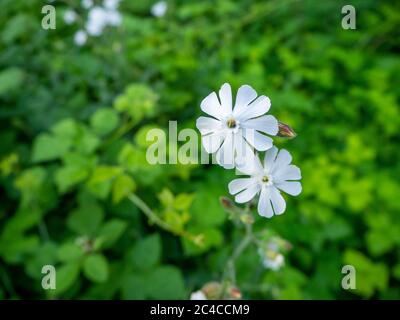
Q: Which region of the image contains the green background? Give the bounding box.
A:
[0,0,399,299]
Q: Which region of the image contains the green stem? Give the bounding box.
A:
[127,193,172,231]
[220,205,254,297]
[127,193,198,242]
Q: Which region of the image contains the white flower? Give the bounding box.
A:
[86,6,108,36]
[74,30,87,46]
[64,10,77,24]
[196,83,278,169]
[228,147,302,218]
[190,290,207,300]
[106,10,122,26]
[86,5,122,35]
[258,248,284,271]
[151,1,168,18]
[104,0,120,10]
[82,0,93,9]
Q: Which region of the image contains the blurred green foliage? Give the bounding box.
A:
[0,0,399,299]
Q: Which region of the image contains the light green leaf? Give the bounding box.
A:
[83,254,109,283]
[32,134,71,162]
[55,166,89,193]
[90,108,119,136]
[112,174,136,203]
[58,243,84,262]
[53,262,80,295]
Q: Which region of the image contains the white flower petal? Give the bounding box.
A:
[233,85,257,117]
[216,133,235,169]
[202,131,224,154]
[196,116,221,135]
[236,151,264,176]
[74,30,87,46]
[263,146,278,173]
[200,92,222,120]
[190,291,207,300]
[235,183,260,203]
[274,149,292,168]
[232,133,254,168]
[104,0,119,10]
[269,186,286,215]
[241,115,278,136]
[228,178,257,195]
[276,181,302,196]
[151,1,168,17]
[274,165,301,183]
[237,95,271,121]
[107,10,122,26]
[218,83,232,117]
[258,188,274,218]
[243,129,273,151]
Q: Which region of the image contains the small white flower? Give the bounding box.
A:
[258,248,284,271]
[151,1,168,18]
[64,10,77,24]
[106,10,122,26]
[86,6,108,36]
[74,30,87,46]
[196,83,278,169]
[82,0,94,9]
[190,290,207,300]
[104,0,120,10]
[228,147,302,218]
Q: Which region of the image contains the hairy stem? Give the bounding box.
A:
[220,204,255,297]
[127,193,199,243]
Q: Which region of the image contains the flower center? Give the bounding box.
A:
[261,174,273,187]
[226,118,237,129]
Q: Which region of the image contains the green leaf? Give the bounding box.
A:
[114,84,158,122]
[25,242,58,280]
[53,262,80,295]
[158,188,174,207]
[74,128,100,154]
[174,193,195,211]
[190,186,226,227]
[97,219,127,249]
[0,68,24,95]
[83,254,109,283]
[120,274,147,299]
[51,119,79,138]
[344,250,388,298]
[88,166,122,184]
[55,166,89,193]
[146,266,186,299]
[58,243,84,262]
[32,134,71,162]
[393,264,400,280]
[128,234,161,270]
[67,203,104,235]
[90,108,120,136]
[182,227,223,256]
[112,174,136,203]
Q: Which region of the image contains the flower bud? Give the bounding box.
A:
[229,286,242,299]
[277,121,297,138]
[202,282,223,299]
[240,213,254,225]
[192,234,205,246]
[220,196,234,210]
